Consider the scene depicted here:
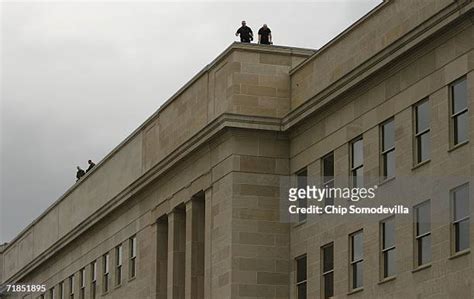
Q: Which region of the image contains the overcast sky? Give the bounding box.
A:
[0,0,381,244]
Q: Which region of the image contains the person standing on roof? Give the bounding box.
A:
[235,20,253,43]
[258,24,272,45]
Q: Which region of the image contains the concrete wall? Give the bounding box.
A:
[2,44,313,285]
[288,15,474,299]
[290,0,456,109]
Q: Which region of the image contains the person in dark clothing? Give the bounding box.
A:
[258,24,272,45]
[86,160,96,172]
[235,20,253,43]
[76,166,85,181]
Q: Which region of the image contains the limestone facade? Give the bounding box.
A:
[1,1,473,298]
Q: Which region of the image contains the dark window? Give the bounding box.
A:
[381,119,395,179]
[350,138,364,188]
[452,184,470,253]
[297,169,308,222]
[103,253,110,293]
[322,153,335,207]
[91,261,97,299]
[415,201,431,266]
[49,287,55,299]
[381,217,396,278]
[414,99,431,163]
[130,236,137,279]
[79,268,85,299]
[296,255,307,299]
[59,282,64,299]
[69,275,74,299]
[322,243,334,299]
[450,78,468,145]
[116,245,123,286]
[350,231,363,289]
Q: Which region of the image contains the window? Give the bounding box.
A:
[381,217,396,278]
[452,184,470,253]
[49,287,55,299]
[414,99,430,163]
[381,119,395,179]
[129,236,137,279]
[350,230,363,290]
[295,255,307,299]
[103,253,110,293]
[59,281,64,299]
[322,153,334,207]
[350,138,364,188]
[450,77,468,146]
[321,243,334,299]
[116,245,123,286]
[91,261,97,299]
[414,201,431,266]
[297,168,308,222]
[69,275,74,299]
[79,268,85,299]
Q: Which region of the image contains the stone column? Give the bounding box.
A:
[167,208,186,299]
[156,217,168,299]
[204,188,212,299]
[185,197,205,299]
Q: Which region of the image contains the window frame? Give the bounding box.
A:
[69,275,74,299]
[380,216,396,279]
[295,254,307,299]
[349,230,364,291]
[296,168,308,223]
[59,281,64,299]
[413,99,431,165]
[449,76,469,147]
[380,118,395,180]
[79,268,85,299]
[451,184,470,254]
[414,200,431,267]
[115,244,123,286]
[321,243,334,299]
[350,137,364,188]
[49,287,55,299]
[103,253,110,293]
[321,152,335,207]
[129,236,137,279]
[91,260,97,299]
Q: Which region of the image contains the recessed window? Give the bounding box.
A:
[297,168,308,222]
[350,230,363,290]
[322,153,335,207]
[103,253,110,293]
[79,268,85,299]
[452,184,470,253]
[49,287,55,299]
[129,236,137,279]
[58,282,64,299]
[69,275,74,299]
[350,138,364,188]
[381,217,396,278]
[414,201,431,266]
[116,245,123,286]
[296,255,307,299]
[414,99,431,163]
[381,119,395,179]
[91,261,97,299]
[321,243,334,299]
[450,77,468,146]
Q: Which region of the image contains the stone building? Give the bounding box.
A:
[1,0,473,298]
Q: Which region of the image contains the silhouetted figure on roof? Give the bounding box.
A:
[76,166,85,181]
[86,160,96,172]
[258,24,272,45]
[235,20,253,43]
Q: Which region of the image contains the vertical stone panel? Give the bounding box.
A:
[185,196,205,299]
[167,209,186,299]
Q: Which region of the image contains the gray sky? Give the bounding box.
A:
[0,0,381,244]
